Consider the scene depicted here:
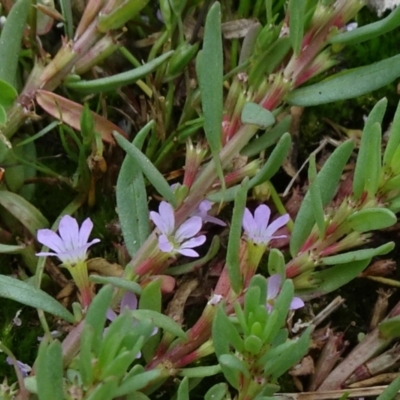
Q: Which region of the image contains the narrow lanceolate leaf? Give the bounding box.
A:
[296,259,371,301]
[0,275,74,322]
[113,132,176,207]
[384,100,400,166]
[177,377,190,400]
[226,179,248,293]
[353,98,387,199]
[89,275,142,294]
[290,140,354,256]
[0,79,18,108]
[36,340,64,400]
[248,132,291,187]
[376,376,400,400]
[130,310,186,339]
[308,155,325,239]
[286,55,400,106]
[65,51,173,93]
[36,90,126,144]
[321,242,394,265]
[0,0,31,86]
[289,0,305,55]
[330,6,400,46]
[0,190,48,236]
[364,123,382,197]
[196,2,224,186]
[116,122,153,257]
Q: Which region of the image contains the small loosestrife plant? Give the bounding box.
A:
[1,0,400,399]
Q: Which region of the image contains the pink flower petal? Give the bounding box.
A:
[290,297,304,310]
[179,235,206,249]
[78,218,95,247]
[264,214,290,238]
[267,274,281,300]
[58,215,80,251]
[121,291,138,311]
[37,229,66,253]
[158,234,174,253]
[242,208,256,234]
[177,248,199,257]
[254,204,271,232]
[175,216,202,241]
[159,201,175,234]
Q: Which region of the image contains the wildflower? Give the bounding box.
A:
[106,290,138,322]
[266,274,304,313]
[242,204,290,246]
[6,357,31,378]
[192,200,226,226]
[36,215,100,308]
[36,215,100,265]
[150,201,206,257]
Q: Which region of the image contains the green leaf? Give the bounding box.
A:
[66,51,173,93]
[290,140,354,256]
[113,132,176,207]
[0,275,74,322]
[205,383,229,400]
[179,365,221,378]
[79,325,95,386]
[330,6,400,46]
[308,155,325,238]
[84,285,113,354]
[346,208,397,232]
[286,55,400,106]
[219,354,250,389]
[241,115,291,157]
[289,0,305,55]
[378,316,400,340]
[226,179,248,293]
[267,249,285,276]
[353,98,387,199]
[97,0,150,32]
[177,377,190,400]
[116,122,153,257]
[264,326,311,380]
[241,103,275,128]
[36,340,64,400]
[58,0,73,38]
[131,309,186,339]
[322,242,394,265]
[0,243,26,254]
[85,378,118,400]
[0,190,48,236]
[89,275,142,294]
[115,370,162,397]
[384,100,400,166]
[196,2,224,188]
[249,132,291,187]
[139,279,161,313]
[0,105,6,126]
[0,0,31,87]
[376,376,400,400]
[296,258,370,301]
[0,79,18,108]
[213,306,245,358]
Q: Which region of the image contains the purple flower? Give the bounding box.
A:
[150,201,206,257]
[266,274,304,313]
[36,215,100,265]
[106,291,138,322]
[6,357,31,378]
[191,200,226,226]
[242,204,290,246]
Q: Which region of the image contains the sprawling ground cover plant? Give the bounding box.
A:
[2,0,400,399]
